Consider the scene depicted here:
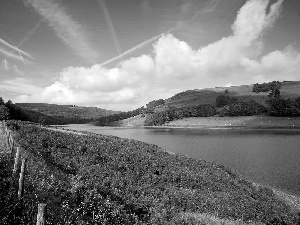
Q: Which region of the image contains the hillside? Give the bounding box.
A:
[1,120,300,224]
[16,103,119,123]
[163,81,300,108]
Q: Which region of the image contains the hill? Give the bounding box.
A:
[163,81,300,108]
[16,103,119,123]
[109,81,300,127]
[1,120,300,224]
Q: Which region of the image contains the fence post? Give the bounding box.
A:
[13,147,21,175]
[36,203,47,225]
[6,131,10,149]
[10,137,15,158]
[18,158,27,200]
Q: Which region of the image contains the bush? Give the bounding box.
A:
[268,98,300,117]
[228,101,267,116]
[253,81,281,93]
[145,104,216,126]
[216,95,238,107]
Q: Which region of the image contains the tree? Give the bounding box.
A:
[0,105,9,120]
[274,89,281,99]
[268,88,281,99]
[216,95,227,107]
[216,95,238,107]
[224,89,229,94]
[0,97,4,105]
[5,100,13,107]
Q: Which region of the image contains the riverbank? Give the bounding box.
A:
[161,115,300,129]
[98,115,300,130]
[3,120,300,224]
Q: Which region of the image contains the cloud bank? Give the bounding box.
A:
[25,0,98,62]
[18,0,300,111]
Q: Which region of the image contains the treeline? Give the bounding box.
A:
[216,95,238,107]
[0,98,63,124]
[16,103,116,121]
[0,98,95,125]
[96,107,144,125]
[253,81,281,93]
[269,97,300,116]
[96,99,166,125]
[144,104,216,126]
[220,100,267,116]
[146,99,165,111]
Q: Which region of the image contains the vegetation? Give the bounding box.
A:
[16,103,118,124]
[1,120,300,224]
[217,100,267,117]
[1,100,64,125]
[145,104,216,126]
[268,97,300,117]
[146,99,165,111]
[96,107,144,125]
[252,81,281,93]
[216,95,238,107]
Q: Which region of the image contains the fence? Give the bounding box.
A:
[2,121,46,225]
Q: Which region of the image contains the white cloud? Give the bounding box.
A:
[25,0,98,62]
[17,0,300,111]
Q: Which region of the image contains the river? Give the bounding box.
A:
[63,124,300,196]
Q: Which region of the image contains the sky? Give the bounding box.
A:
[0,0,300,111]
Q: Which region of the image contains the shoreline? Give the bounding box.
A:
[48,124,300,210]
[145,125,300,130]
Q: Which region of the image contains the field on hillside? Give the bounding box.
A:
[108,115,145,127]
[163,81,300,108]
[16,103,118,120]
[2,120,300,224]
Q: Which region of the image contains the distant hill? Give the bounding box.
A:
[16,103,119,124]
[163,81,300,108]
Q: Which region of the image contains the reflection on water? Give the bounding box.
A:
[65,124,300,196]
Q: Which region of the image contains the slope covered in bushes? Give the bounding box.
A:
[2,120,299,224]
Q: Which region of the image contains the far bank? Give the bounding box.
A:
[104,114,300,129]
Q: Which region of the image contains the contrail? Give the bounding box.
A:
[0,39,35,60]
[18,18,44,48]
[0,47,26,62]
[98,0,122,55]
[99,33,165,67]
[15,46,27,67]
[98,0,220,68]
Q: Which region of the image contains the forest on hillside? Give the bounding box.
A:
[143,81,300,126]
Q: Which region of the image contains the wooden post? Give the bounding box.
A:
[18,158,27,200]
[6,131,10,149]
[13,147,21,175]
[10,135,14,150]
[10,138,15,158]
[36,203,47,225]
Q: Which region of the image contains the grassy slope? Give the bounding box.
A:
[108,115,146,127]
[2,121,300,224]
[2,122,295,225]
[164,81,300,108]
[16,103,119,120]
